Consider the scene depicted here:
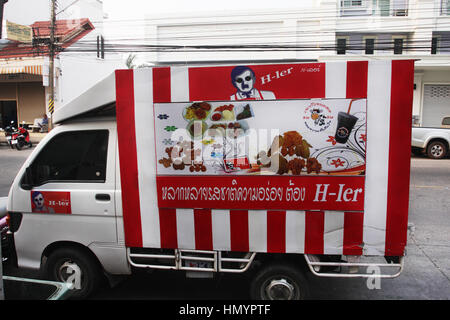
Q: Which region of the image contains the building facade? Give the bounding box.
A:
[0,0,123,128]
[143,0,450,127]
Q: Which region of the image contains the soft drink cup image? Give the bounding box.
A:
[335,111,358,143]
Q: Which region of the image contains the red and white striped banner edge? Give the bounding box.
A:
[115,60,414,256]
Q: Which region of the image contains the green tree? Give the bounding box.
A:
[125,53,136,69]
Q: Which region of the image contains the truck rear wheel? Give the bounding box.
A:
[427,141,447,159]
[250,263,309,300]
[45,247,102,299]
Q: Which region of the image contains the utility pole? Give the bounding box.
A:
[0,0,8,38]
[48,0,57,130]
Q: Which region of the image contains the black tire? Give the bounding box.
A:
[250,263,309,300]
[411,147,423,156]
[426,141,447,159]
[45,247,102,299]
[28,142,33,148]
[15,140,24,150]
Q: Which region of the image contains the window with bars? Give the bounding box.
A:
[337,38,347,54]
[341,0,364,8]
[340,0,368,16]
[431,37,439,54]
[365,38,375,54]
[393,38,404,54]
[340,0,408,16]
[391,0,408,16]
[97,35,105,59]
[441,0,450,15]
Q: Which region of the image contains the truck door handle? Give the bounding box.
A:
[95,194,110,201]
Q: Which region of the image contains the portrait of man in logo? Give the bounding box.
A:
[230,66,276,101]
[31,191,55,214]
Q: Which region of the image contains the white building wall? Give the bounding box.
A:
[57,54,124,105]
[142,0,450,63]
[143,0,450,124]
[144,5,333,64]
[154,15,291,62]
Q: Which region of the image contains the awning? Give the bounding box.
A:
[0,64,42,75]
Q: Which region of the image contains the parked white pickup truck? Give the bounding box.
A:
[411,117,450,159]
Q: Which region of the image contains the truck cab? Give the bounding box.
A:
[7,113,131,298]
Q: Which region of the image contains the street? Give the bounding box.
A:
[1,144,449,300]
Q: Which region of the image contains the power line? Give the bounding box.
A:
[56,0,80,15]
[73,20,450,43]
[2,35,446,57]
[3,42,446,56]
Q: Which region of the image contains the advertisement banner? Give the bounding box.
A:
[155,99,366,178]
[188,63,326,101]
[6,20,32,43]
[156,175,364,211]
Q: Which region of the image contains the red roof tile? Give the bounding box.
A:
[31,18,93,38]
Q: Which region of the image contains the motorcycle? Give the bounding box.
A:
[11,125,33,150]
[3,121,16,149]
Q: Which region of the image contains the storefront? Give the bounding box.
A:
[0,60,46,128]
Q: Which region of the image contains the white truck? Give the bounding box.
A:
[1,60,414,299]
[411,117,450,159]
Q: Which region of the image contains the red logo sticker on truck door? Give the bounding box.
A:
[31,191,71,214]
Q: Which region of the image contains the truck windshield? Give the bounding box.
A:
[26,130,109,186]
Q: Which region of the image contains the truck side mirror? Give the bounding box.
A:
[21,166,34,190]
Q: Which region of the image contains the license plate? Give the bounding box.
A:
[11,140,17,144]
[185,260,213,269]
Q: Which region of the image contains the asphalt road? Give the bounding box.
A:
[0,145,33,197]
[0,144,449,300]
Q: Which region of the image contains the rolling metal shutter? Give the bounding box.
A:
[422,84,450,127]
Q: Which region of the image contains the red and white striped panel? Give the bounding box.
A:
[115,60,414,257]
[157,209,363,255]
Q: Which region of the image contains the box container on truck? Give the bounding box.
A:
[4,60,414,299]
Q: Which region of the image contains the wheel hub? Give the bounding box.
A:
[58,261,82,290]
[431,145,443,157]
[265,278,295,300]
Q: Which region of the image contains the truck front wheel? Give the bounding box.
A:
[45,247,102,299]
[250,263,309,300]
[427,141,448,159]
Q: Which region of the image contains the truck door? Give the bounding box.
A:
[12,128,117,263]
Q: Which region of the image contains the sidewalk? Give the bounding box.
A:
[0,132,47,145]
[29,132,47,143]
